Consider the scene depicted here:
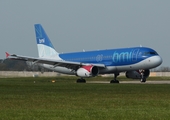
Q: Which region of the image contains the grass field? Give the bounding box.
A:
[0,77,170,120]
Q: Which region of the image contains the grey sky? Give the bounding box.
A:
[0,0,170,67]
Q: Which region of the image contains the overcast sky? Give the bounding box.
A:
[0,0,170,67]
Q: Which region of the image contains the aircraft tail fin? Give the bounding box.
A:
[34,24,61,59]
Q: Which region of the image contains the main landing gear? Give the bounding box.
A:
[76,73,120,83]
[110,73,119,83]
[77,78,86,83]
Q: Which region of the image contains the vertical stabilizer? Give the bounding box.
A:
[34,24,61,60]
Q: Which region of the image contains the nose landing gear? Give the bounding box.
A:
[139,70,146,82]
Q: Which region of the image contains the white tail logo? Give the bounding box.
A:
[39,39,45,44]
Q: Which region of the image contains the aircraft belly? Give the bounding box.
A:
[115,60,153,72]
[99,62,148,74]
[99,66,117,74]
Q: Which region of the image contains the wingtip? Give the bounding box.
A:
[5,52,10,58]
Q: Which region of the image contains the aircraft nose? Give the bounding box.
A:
[155,56,162,66]
[149,56,163,67]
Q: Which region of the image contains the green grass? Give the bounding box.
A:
[0,77,170,120]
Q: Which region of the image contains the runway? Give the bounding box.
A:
[87,80,170,84]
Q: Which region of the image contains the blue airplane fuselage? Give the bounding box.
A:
[59,47,158,67]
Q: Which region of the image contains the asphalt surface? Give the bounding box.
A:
[87,80,170,84]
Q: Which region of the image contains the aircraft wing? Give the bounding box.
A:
[6,53,106,70]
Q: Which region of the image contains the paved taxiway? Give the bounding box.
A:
[87,81,170,84]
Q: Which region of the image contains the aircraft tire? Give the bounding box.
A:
[77,79,86,83]
[141,78,146,82]
[110,80,119,83]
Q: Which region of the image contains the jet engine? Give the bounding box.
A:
[126,69,150,79]
[76,65,99,77]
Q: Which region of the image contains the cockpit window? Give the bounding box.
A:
[143,51,158,56]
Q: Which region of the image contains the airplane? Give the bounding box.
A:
[6,24,162,83]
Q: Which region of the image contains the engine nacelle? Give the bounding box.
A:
[76,65,99,77]
[126,69,150,79]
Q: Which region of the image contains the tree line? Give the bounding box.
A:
[0,59,47,72]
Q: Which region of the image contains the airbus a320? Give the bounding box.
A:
[6,24,162,83]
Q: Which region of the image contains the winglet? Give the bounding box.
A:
[5,52,10,58]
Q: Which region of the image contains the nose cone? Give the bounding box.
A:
[154,56,162,66]
[148,56,163,68]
